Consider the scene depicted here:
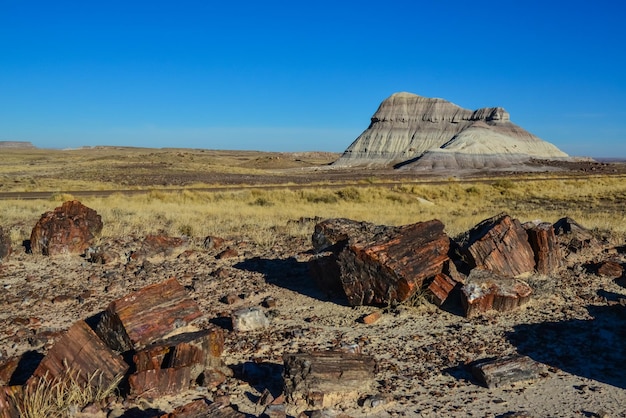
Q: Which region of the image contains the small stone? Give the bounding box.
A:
[231,307,270,332]
[263,297,277,308]
[360,311,382,324]
[221,292,241,305]
[263,403,286,418]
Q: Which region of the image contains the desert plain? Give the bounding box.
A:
[1,146,626,417]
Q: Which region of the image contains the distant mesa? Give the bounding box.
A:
[0,141,36,149]
[333,92,569,170]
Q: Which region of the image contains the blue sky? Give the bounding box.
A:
[1,1,624,157]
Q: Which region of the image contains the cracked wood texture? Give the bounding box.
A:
[471,355,546,388]
[95,278,202,352]
[311,218,450,306]
[30,320,128,391]
[464,213,535,277]
[525,221,561,274]
[283,350,377,407]
[461,269,532,317]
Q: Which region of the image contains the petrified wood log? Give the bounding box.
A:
[30,320,128,392]
[158,398,246,418]
[283,350,377,407]
[310,218,450,306]
[461,269,532,317]
[524,221,562,274]
[427,273,459,306]
[133,328,224,376]
[95,278,202,352]
[553,216,598,255]
[29,200,102,256]
[464,213,535,277]
[129,367,192,397]
[470,355,546,388]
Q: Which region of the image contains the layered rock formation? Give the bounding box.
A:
[333,92,568,169]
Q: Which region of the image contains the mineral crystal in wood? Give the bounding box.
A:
[95,277,202,352]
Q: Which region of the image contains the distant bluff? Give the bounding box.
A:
[333,92,568,170]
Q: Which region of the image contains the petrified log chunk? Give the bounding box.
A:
[132,328,224,379]
[29,200,103,256]
[95,278,202,352]
[231,307,270,332]
[464,213,535,277]
[158,398,246,418]
[427,273,459,306]
[0,226,11,263]
[461,269,532,317]
[283,351,377,407]
[31,320,128,392]
[311,218,450,306]
[129,367,192,397]
[470,355,546,388]
[524,221,562,274]
[597,261,624,279]
[553,216,598,255]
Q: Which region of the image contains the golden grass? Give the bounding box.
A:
[3,175,626,247]
[9,369,123,418]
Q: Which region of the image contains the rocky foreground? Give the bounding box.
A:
[1,201,626,417]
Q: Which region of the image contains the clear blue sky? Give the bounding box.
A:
[1,0,624,157]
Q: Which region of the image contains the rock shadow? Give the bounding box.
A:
[232,361,284,399]
[234,256,349,306]
[507,294,626,389]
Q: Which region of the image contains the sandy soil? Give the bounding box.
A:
[1,225,626,417]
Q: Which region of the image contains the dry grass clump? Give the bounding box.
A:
[2,176,626,248]
[10,369,122,418]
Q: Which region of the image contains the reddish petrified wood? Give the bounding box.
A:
[95,278,202,352]
[464,213,535,277]
[0,226,11,263]
[310,218,450,306]
[283,350,377,407]
[427,273,459,306]
[553,216,599,255]
[461,269,532,317]
[158,398,246,418]
[30,320,128,392]
[597,261,624,279]
[524,221,562,274]
[129,367,192,397]
[29,200,103,256]
[130,234,187,262]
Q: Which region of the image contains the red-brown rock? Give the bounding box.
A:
[0,386,21,418]
[129,367,192,397]
[29,200,102,256]
[553,217,599,255]
[310,218,450,306]
[95,278,202,352]
[524,221,562,274]
[0,227,11,263]
[597,261,623,279]
[427,273,459,306]
[464,213,535,277]
[461,269,532,317]
[30,320,128,393]
[158,398,246,418]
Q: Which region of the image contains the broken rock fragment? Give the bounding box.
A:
[310,218,450,306]
[524,221,562,274]
[95,277,202,352]
[461,269,532,317]
[470,354,546,388]
[29,200,103,256]
[231,307,270,332]
[463,213,535,277]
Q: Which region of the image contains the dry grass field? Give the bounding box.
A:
[1,146,626,248]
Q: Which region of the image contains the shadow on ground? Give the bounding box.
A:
[234,256,349,306]
[507,291,626,389]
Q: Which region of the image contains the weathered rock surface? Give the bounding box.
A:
[461,269,533,317]
[0,227,11,262]
[524,221,562,274]
[283,351,377,408]
[597,260,623,279]
[310,218,450,306]
[333,92,568,169]
[29,200,103,256]
[463,213,536,277]
[31,320,129,391]
[95,278,202,352]
[553,216,599,256]
[470,355,546,388]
